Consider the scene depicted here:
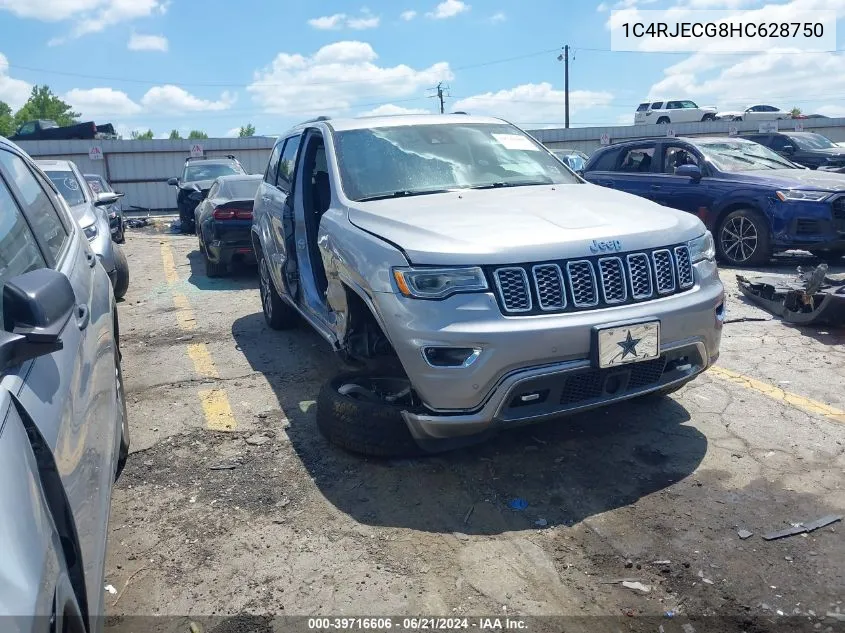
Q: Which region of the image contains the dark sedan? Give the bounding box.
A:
[583,136,845,265]
[194,174,262,276]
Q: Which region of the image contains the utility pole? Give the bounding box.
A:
[429,82,449,113]
[557,45,570,128]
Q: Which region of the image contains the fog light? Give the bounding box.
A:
[715,301,725,326]
[422,347,481,368]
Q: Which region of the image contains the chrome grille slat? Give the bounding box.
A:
[532,264,566,310]
[652,249,676,294]
[491,245,692,315]
[566,260,599,307]
[598,257,626,304]
[674,246,694,289]
[627,253,653,299]
[494,267,532,312]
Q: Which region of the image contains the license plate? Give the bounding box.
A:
[596,321,660,369]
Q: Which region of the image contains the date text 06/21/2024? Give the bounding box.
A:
[307,617,528,630]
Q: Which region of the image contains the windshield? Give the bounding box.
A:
[555,151,587,171]
[44,170,87,206]
[694,140,797,172]
[334,123,578,201]
[789,133,837,150]
[223,179,261,199]
[183,163,241,182]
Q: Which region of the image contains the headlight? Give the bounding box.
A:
[776,190,830,202]
[392,267,488,299]
[82,223,98,240]
[687,231,715,263]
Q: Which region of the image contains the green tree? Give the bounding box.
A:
[790,106,802,118]
[13,85,80,128]
[238,123,256,137]
[188,130,208,139]
[130,129,154,140]
[168,129,182,139]
[0,101,14,137]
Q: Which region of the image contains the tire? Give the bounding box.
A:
[811,249,844,263]
[716,208,771,266]
[656,116,670,124]
[259,254,297,330]
[115,346,129,480]
[112,244,130,299]
[316,372,421,457]
[701,113,716,122]
[203,249,227,277]
[178,204,195,234]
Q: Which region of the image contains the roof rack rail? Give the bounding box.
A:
[225,154,236,160]
[185,155,205,162]
[298,115,331,126]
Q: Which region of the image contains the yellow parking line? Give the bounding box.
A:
[198,389,237,431]
[159,239,238,432]
[187,343,219,379]
[709,365,845,422]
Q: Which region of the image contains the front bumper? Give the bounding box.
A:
[769,197,845,249]
[371,260,724,441]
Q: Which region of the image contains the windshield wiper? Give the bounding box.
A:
[746,154,795,169]
[464,181,550,190]
[356,189,454,202]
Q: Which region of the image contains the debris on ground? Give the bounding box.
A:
[738,529,753,540]
[762,515,842,540]
[622,581,651,593]
[736,265,845,326]
[124,218,150,229]
[209,463,238,471]
[508,498,528,511]
[104,584,117,595]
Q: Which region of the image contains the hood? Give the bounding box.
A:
[807,147,845,158]
[701,105,718,112]
[732,168,845,191]
[347,184,706,266]
[66,202,98,229]
[179,180,214,192]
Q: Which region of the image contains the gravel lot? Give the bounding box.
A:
[104,224,844,630]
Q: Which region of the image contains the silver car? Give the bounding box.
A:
[251,114,724,455]
[0,137,128,631]
[35,160,129,299]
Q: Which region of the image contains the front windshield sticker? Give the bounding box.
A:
[492,133,539,151]
[64,178,79,190]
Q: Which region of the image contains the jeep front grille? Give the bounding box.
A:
[489,245,695,316]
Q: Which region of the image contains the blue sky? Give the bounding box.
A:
[1,0,844,137]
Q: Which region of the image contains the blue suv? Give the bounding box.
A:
[583,136,845,265]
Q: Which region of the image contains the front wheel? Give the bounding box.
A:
[702,113,716,122]
[716,208,771,266]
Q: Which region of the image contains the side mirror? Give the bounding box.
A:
[167,177,179,186]
[782,145,795,154]
[0,269,76,370]
[94,192,120,206]
[113,191,125,198]
[675,164,702,180]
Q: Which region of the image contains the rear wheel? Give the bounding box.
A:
[112,245,129,299]
[656,116,670,124]
[259,255,297,330]
[716,208,771,266]
[317,372,421,457]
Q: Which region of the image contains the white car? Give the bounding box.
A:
[716,105,790,122]
[634,99,718,125]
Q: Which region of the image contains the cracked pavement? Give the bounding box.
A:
[104,230,845,628]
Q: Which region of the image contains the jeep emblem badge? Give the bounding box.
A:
[589,239,622,254]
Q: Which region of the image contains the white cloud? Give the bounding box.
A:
[426,0,470,19]
[247,41,452,116]
[64,87,142,117]
[308,13,346,29]
[359,103,431,117]
[31,0,168,44]
[140,85,236,113]
[489,11,506,23]
[224,127,241,138]
[308,9,380,30]
[400,9,417,20]
[452,82,614,124]
[127,32,168,52]
[0,53,32,110]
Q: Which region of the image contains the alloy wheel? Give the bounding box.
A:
[260,258,273,320]
[720,216,758,264]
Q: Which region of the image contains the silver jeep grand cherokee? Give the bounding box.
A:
[252,114,724,455]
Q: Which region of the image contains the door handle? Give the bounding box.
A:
[85,249,97,268]
[76,304,90,330]
[650,184,662,190]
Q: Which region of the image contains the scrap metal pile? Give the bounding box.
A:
[737,264,845,326]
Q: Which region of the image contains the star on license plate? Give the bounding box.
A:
[596,322,660,368]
